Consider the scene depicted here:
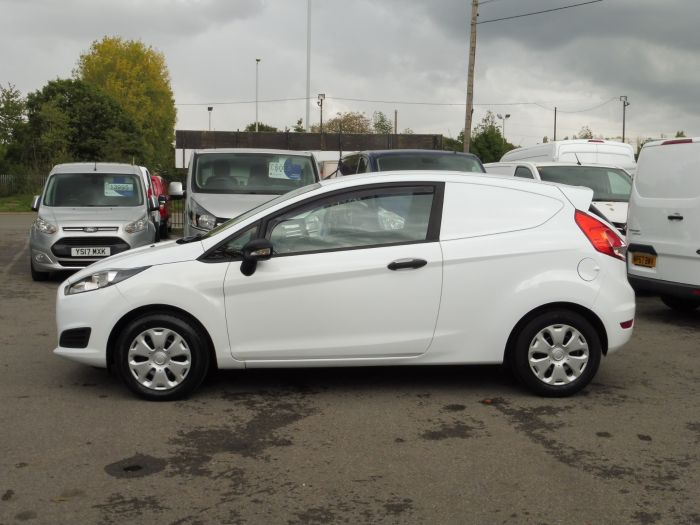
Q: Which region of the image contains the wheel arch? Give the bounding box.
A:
[503,302,609,364]
[106,304,218,371]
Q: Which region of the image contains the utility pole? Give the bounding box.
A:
[317,93,325,133]
[394,109,398,134]
[207,106,213,131]
[305,0,312,131]
[255,58,261,132]
[620,96,630,143]
[463,0,479,153]
[553,106,557,141]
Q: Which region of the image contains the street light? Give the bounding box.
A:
[620,96,630,143]
[255,58,261,132]
[207,106,213,131]
[317,93,325,133]
[497,113,511,141]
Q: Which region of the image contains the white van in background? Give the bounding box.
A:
[484,161,632,233]
[170,149,320,237]
[627,137,700,311]
[501,139,637,177]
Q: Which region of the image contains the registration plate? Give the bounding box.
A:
[71,247,110,257]
[631,253,656,268]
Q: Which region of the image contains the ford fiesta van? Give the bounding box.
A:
[29,163,159,281]
[626,138,700,311]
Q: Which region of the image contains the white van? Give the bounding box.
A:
[627,137,700,311]
[501,139,637,177]
[484,161,632,233]
[170,149,320,237]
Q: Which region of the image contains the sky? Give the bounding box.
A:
[1,0,698,148]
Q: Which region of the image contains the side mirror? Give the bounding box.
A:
[149,196,159,212]
[31,195,40,212]
[240,238,273,276]
[168,181,184,200]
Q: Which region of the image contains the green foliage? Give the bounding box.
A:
[19,79,144,172]
[468,111,516,163]
[311,111,372,134]
[292,118,305,132]
[675,130,686,138]
[442,131,464,152]
[244,122,279,132]
[372,111,393,134]
[0,83,25,145]
[76,36,176,174]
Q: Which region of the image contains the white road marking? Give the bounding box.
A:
[2,238,29,276]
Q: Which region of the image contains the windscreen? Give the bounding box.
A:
[537,166,632,202]
[43,173,143,207]
[376,154,484,173]
[193,153,318,195]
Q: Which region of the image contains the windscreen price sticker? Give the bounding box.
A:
[104,182,134,196]
[268,161,286,179]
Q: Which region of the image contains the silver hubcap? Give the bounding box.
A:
[528,324,589,385]
[127,328,192,391]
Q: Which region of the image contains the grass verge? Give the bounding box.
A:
[0,194,34,213]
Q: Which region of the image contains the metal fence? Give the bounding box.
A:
[0,174,48,196]
[168,198,185,234]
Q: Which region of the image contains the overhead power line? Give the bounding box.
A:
[477,0,603,24]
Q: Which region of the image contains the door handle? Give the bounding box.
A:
[387,258,427,271]
[668,214,684,221]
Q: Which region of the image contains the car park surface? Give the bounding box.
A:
[54,172,633,400]
[1,212,699,524]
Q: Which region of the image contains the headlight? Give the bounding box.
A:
[34,216,57,234]
[65,267,149,295]
[189,201,216,230]
[125,214,148,234]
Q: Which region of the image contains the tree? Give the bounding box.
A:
[21,79,143,172]
[373,111,393,134]
[542,136,549,143]
[576,126,594,139]
[244,122,278,132]
[76,36,176,173]
[292,118,305,132]
[311,111,372,133]
[468,111,516,163]
[0,83,25,145]
[675,130,686,138]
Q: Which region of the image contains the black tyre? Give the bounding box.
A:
[660,295,699,312]
[115,313,211,401]
[510,309,602,397]
[30,260,49,281]
[159,222,169,240]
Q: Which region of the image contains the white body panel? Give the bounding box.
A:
[54,172,634,374]
[501,139,637,176]
[627,139,700,288]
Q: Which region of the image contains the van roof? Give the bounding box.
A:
[641,137,699,148]
[193,148,314,156]
[50,163,142,175]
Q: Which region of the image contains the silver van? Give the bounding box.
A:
[29,162,159,280]
[169,149,320,237]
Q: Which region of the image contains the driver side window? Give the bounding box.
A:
[268,187,436,256]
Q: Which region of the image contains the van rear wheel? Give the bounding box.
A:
[511,309,602,397]
[660,295,699,312]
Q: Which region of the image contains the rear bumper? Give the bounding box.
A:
[627,274,700,299]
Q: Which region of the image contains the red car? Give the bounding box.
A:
[150,174,170,239]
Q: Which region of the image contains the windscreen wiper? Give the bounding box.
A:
[177,233,204,244]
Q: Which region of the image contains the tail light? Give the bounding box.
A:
[661,138,693,146]
[574,210,626,261]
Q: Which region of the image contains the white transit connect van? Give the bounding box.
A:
[627,137,700,311]
[501,139,637,177]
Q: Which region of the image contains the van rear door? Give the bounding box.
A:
[627,140,700,286]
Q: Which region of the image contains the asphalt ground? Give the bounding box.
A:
[1,213,698,525]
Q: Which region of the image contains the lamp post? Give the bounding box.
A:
[207,106,213,131]
[255,58,261,132]
[620,96,630,143]
[317,93,325,133]
[497,113,511,142]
